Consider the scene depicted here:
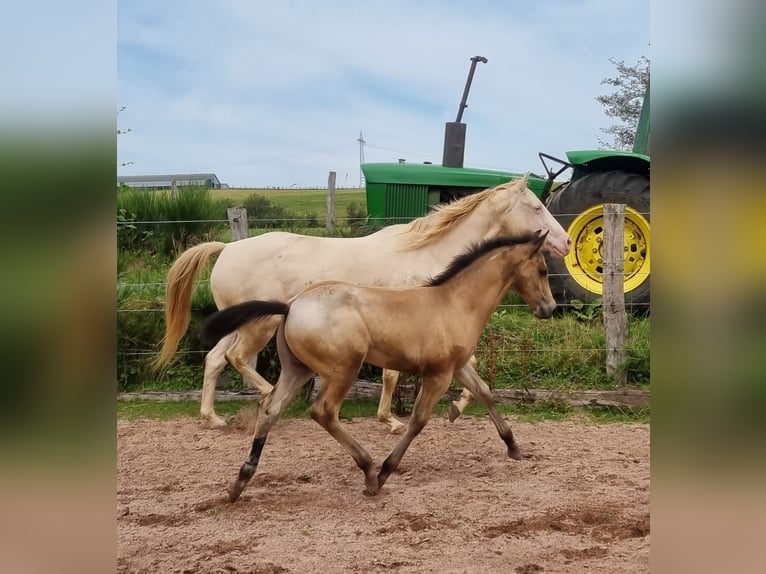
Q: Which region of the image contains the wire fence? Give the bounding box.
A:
[117,208,650,388]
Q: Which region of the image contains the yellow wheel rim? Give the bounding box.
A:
[564,204,650,295]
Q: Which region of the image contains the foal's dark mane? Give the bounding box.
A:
[425,233,540,287]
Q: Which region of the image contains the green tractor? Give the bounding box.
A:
[361,56,650,307]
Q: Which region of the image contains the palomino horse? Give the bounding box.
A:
[201,231,555,500]
[156,175,570,430]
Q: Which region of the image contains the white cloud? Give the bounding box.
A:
[118,0,649,187]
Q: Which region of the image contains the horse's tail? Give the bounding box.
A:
[153,241,227,370]
[201,300,289,346]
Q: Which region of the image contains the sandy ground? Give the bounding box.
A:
[118,414,649,574]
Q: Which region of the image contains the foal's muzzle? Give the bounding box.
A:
[534,302,556,319]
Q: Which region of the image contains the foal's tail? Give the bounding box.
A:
[153,241,227,370]
[201,300,290,346]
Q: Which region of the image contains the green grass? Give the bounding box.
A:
[217,188,366,220]
[116,291,650,393]
[117,398,649,424]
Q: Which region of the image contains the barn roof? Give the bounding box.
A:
[118,173,221,184]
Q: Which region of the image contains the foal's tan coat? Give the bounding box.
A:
[202,233,555,500]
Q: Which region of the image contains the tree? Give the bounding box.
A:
[596,55,650,151]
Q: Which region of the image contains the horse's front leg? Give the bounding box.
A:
[377,369,406,434]
[448,355,478,422]
[454,363,521,460]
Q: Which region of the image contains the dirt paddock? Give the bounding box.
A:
[118,414,649,573]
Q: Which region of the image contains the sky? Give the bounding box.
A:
[117,0,649,188]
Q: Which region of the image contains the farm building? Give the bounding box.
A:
[117,173,223,189]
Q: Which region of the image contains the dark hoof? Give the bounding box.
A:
[364,474,380,496]
[508,445,522,460]
[448,402,460,423]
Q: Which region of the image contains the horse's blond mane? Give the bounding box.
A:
[398,179,522,250]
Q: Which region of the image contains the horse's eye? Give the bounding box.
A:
[539,268,547,277]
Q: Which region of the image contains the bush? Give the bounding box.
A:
[345,201,368,234]
[117,186,229,259]
[241,193,293,229]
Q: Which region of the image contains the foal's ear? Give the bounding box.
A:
[533,230,549,253]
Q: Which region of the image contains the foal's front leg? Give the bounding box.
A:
[311,371,378,494]
[454,363,521,460]
[377,372,453,492]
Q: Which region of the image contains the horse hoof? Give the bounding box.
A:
[364,473,381,495]
[508,444,522,460]
[203,415,228,429]
[364,483,380,496]
[448,402,460,423]
[389,421,405,435]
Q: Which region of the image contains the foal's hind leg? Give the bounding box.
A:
[311,369,378,494]
[228,358,313,502]
[376,372,453,493]
[448,355,478,422]
[377,369,406,434]
[454,363,521,460]
[200,333,236,428]
[224,317,282,397]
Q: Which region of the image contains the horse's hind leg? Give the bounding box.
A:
[310,369,377,494]
[377,372,452,492]
[224,317,281,397]
[454,363,521,460]
[448,355,478,422]
[200,333,236,428]
[228,359,313,502]
[377,369,406,434]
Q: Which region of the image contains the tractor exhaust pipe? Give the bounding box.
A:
[442,56,488,168]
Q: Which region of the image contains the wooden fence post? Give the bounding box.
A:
[227,207,249,241]
[326,171,336,235]
[603,203,627,384]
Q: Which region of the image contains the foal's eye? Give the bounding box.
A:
[539,268,547,277]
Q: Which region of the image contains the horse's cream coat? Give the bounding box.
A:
[156,176,570,428]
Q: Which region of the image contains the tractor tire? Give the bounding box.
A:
[545,170,650,309]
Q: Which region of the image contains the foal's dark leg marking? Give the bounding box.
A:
[376,454,399,490]
[500,429,521,460]
[228,435,267,502]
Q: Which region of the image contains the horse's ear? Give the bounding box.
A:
[533,230,549,253]
[519,172,530,187]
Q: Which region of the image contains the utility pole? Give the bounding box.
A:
[357,131,366,188]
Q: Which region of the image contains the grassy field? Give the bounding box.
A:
[216,187,366,219]
[117,398,650,424]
